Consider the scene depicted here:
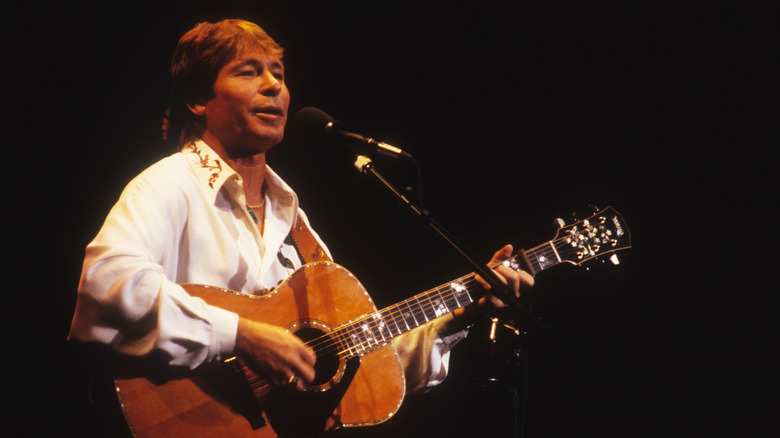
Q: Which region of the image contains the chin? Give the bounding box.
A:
[245,134,283,153]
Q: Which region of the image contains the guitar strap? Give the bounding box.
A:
[288,216,331,264]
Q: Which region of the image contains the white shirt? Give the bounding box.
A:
[69,141,465,389]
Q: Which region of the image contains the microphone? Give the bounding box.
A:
[291,107,412,158]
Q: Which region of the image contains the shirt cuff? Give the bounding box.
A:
[206,304,240,362]
[432,312,472,338]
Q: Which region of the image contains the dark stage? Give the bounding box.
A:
[7,1,775,437]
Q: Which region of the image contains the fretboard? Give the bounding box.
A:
[328,270,476,358]
[326,245,564,359]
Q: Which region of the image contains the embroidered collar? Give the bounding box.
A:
[183,141,230,189]
[182,140,297,213]
[181,139,307,281]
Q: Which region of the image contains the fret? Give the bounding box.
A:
[431,289,451,318]
[421,294,438,322]
[549,240,562,263]
[447,280,471,308]
[439,286,458,310]
[420,293,434,321]
[524,248,540,273]
[413,296,430,323]
[335,328,357,357]
[384,315,397,339]
[525,245,559,273]
[371,312,390,345]
[381,307,404,336]
[362,317,378,346]
[354,321,369,356]
[351,313,388,355]
[441,286,470,311]
[400,300,418,329]
[344,323,365,356]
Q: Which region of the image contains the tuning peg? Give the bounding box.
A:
[554,217,566,229]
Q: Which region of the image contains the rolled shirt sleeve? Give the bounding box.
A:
[69,154,241,369]
[393,313,469,394]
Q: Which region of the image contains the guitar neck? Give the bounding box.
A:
[329,250,547,359]
[327,206,631,359]
[521,239,567,275]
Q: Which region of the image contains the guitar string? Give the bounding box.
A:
[316,262,488,354]
[303,272,485,357]
[303,261,509,358]
[299,244,576,358]
[308,242,560,357]
[316,238,585,357]
[303,265,487,355]
[305,285,477,358]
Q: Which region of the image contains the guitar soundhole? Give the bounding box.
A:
[294,326,343,390]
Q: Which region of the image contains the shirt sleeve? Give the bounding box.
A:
[68,163,239,370]
[392,313,469,394]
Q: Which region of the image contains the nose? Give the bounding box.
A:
[259,71,283,96]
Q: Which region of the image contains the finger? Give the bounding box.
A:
[489,244,514,264]
[476,244,514,288]
[303,344,317,366]
[495,264,521,296]
[285,373,309,391]
[297,364,316,384]
[517,269,535,288]
[292,352,317,384]
[474,273,509,308]
[473,271,505,291]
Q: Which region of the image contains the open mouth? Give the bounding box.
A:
[254,107,283,117]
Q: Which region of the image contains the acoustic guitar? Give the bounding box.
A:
[112,206,630,437]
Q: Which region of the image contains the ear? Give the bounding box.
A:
[187,102,207,117]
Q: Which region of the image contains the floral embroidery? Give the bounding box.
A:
[276,250,296,271]
[186,143,223,188]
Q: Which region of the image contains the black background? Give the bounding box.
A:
[6,1,776,436]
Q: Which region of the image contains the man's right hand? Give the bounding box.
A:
[235,317,316,390]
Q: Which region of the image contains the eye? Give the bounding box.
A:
[271,69,285,82]
[236,68,258,77]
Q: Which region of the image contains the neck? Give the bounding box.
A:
[201,133,268,205]
[234,159,267,206]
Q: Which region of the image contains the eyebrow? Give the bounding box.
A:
[233,56,284,71]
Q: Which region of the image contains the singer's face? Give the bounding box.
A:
[195,49,290,156]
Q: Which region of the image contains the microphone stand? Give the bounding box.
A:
[353,155,529,316]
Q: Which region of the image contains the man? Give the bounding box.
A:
[69,18,533,431]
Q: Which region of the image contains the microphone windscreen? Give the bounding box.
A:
[289,107,335,142]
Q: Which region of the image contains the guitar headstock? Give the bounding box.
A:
[553,206,631,266]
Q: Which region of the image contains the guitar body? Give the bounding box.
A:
[114,262,405,438]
